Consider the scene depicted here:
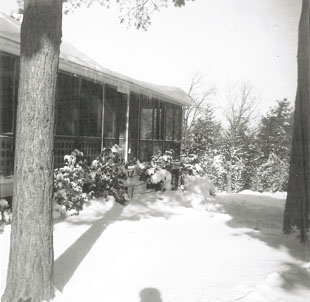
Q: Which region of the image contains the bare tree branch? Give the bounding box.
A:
[222,81,260,137]
[183,74,216,146]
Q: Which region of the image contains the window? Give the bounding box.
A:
[80,79,103,137]
[0,55,15,134]
[56,73,80,136]
[104,85,117,138]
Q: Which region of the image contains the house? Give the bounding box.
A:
[0,13,190,198]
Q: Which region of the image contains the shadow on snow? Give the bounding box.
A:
[54,191,310,295]
[208,193,310,292]
[54,202,124,291]
[54,194,179,292]
[139,287,163,302]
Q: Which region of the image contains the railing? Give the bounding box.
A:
[0,135,14,176]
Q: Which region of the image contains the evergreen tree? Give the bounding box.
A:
[240,132,259,189]
[252,99,293,193]
[257,98,293,161]
[220,122,256,192]
[184,104,221,155]
[252,152,290,192]
[220,82,259,192]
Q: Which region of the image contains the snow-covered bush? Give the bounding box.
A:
[140,150,218,192]
[180,149,248,193]
[141,149,222,192]
[151,149,174,171]
[0,198,11,223]
[53,149,92,215]
[186,152,225,192]
[179,153,204,177]
[88,145,128,204]
[251,153,289,192]
[52,202,67,220]
[182,175,215,197]
[54,145,129,216]
[150,168,172,191]
[139,150,174,191]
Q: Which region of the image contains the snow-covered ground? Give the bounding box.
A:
[1,183,309,302]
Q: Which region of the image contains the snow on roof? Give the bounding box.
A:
[0,12,191,106]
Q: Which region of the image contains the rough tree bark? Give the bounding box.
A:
[1,0,63,301]
[283,0,310,242]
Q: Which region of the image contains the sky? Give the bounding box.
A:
[0,0,302,116]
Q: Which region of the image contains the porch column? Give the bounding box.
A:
[124,93,130,162]
[101,83,105,151]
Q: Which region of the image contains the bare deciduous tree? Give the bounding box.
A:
[183,74,215,148]
[221,82,260,193]
[222,82,260,135]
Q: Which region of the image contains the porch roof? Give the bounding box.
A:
[0,12,191,106]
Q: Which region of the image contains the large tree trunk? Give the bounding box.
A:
[2,1,63,301]
[283,0,310,242]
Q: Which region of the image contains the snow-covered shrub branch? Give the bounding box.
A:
[53,149,91,217]
[251,153,289,193]
[0,198,11,224]
[88,145,128,204]
[182,86,293,193]
[53,145,129,219]
[139,150,173,191]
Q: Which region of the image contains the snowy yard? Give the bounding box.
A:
[1,186,310,302]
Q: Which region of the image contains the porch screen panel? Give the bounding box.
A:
[153,141,163,155]
[159,101,165,140]
[165,104,174,141]
[0,54,16,177]
[153,99,164,141]
[164,141,180,157]
[117,92,127,140]
[0,55,15,134]
[80,79,103,137]
[128,139,138,162]
[56,73,79,136]
[128,93,139,161]
[78,138,101,163]
[54,137,76,168]
[104,85,117,139]
[153,99,158,140]
[139,141,153,162]
[174,106,182,141]
[129,93,139,139]
[140,95,153,140]
[102,139,117,150]
[0,136,14,176]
